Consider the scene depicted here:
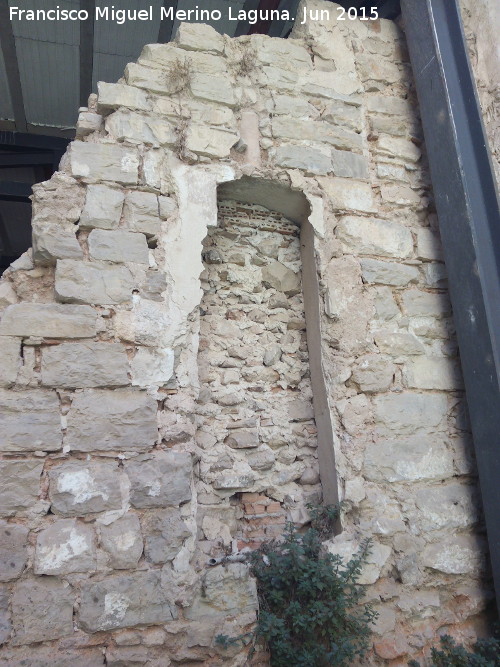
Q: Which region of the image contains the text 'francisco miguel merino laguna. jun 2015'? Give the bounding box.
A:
[8,4,381,25]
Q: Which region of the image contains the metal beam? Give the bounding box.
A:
[79,0,95,106]
[0,181,32,202]
[0,0,27,132]
[0,153,56,167]
[401,0,500,611]
[158,0,178,43]
[0,131,69,151]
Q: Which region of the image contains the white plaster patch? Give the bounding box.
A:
[57,469,109,504]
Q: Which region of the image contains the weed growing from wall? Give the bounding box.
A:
[217,505,377,666]
[408,633,500,667]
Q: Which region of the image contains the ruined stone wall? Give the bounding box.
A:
[0,1,492,664]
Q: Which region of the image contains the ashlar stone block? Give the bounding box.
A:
[142,509,190,564]
[0,389,62,453]
[0,460,43,517]
[364,436,454,483]
[0,303,97,338]
[401,288,451,318]
[34,519,96,575]
[32,224,83,265]
[70,142,139,184]
[336,216,413,258]
[331,148,369,179]
[123,191,161,238]
[262,261,301,296]
[41,341,129,388]
[65,389,157,453]
[12,578,74,645]
[79,184,125,230]
[404,357,464,390]
[100,514,143,569]
[49,460,123,516]
[55,259,135,305]
[0,336,21,386]
[190,73,236,107]
[274,144,332,175]
[352,354,395,393]
[422,535,486,575]
[88,229,149,264]
[78,571,176,632]
[125,450,192,509]
[320,178,374,213]
[373,392,448,436]
[174,22,224,54]
[360,258,419,286]
[185,563,257,620]
[0,521,29,581]
[186,125,239,159]
[374,331,425,356]
[97,81,151,113]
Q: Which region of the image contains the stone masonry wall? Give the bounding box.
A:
[0,1,493,664]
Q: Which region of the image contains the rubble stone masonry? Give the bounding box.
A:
[0,0,494,664]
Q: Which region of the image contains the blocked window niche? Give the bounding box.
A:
[196,178,338,546]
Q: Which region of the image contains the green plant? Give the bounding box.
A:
[244,504,377,666]
[408,633,500,667]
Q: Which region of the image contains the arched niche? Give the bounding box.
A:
[196,175,338,509]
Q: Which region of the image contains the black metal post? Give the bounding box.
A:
[401,0,500,612]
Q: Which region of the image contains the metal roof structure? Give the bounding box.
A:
[0,0,400,137]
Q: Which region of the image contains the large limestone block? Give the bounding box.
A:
[11,578,74,645]
[357,53,401,84]
[364,436,454,482]
[0,336,21,386]
[186,125,238,158]
[256,35,312,71]
[360,259,419,286]
[78,571,176,632]
[416,228,444,261]
[381,183,422,207]
[123,191,161,237]
[373,392,448,436]
[401,289,451,318]
[79,184,125,230]
[125,62,178,95]
[185,563,257,620]
[48,460,123,516]
[331,148,369,178]
[0,303,97,338]
[336,216,413,258]
[273,144,332,175]
[320,179,374,213]
[262,261,301,295]
[70,142,139,184]
[323,100,363,132]
[65,389,157,453]
[55,259,135,305]
[273,117,363,151]
[88,229,149,264]
[352,354,395,392]
[422,535,486,575]
[34,519,96,575]
[100,515,143,569]
[97,81,151,113]
[174,22,224,54]
[131,347,174,387]
[142,509,190,564]
[273,95,319,118]
[105,110,176,147]
[415,483,479,532]
[300,69,362,98]
[190,72,236,107]
[374,331,425,356]
[31,172,85,226]
[404,357,464,390]
[366,95,412,116]
[125,451,192,509]
[326,540,391,585]
[41,341,129,388]
[0,460,43,517]
[32,224,83,265]
[0,521,28,581]
[0,389,62,452]
[376,135,421,163]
